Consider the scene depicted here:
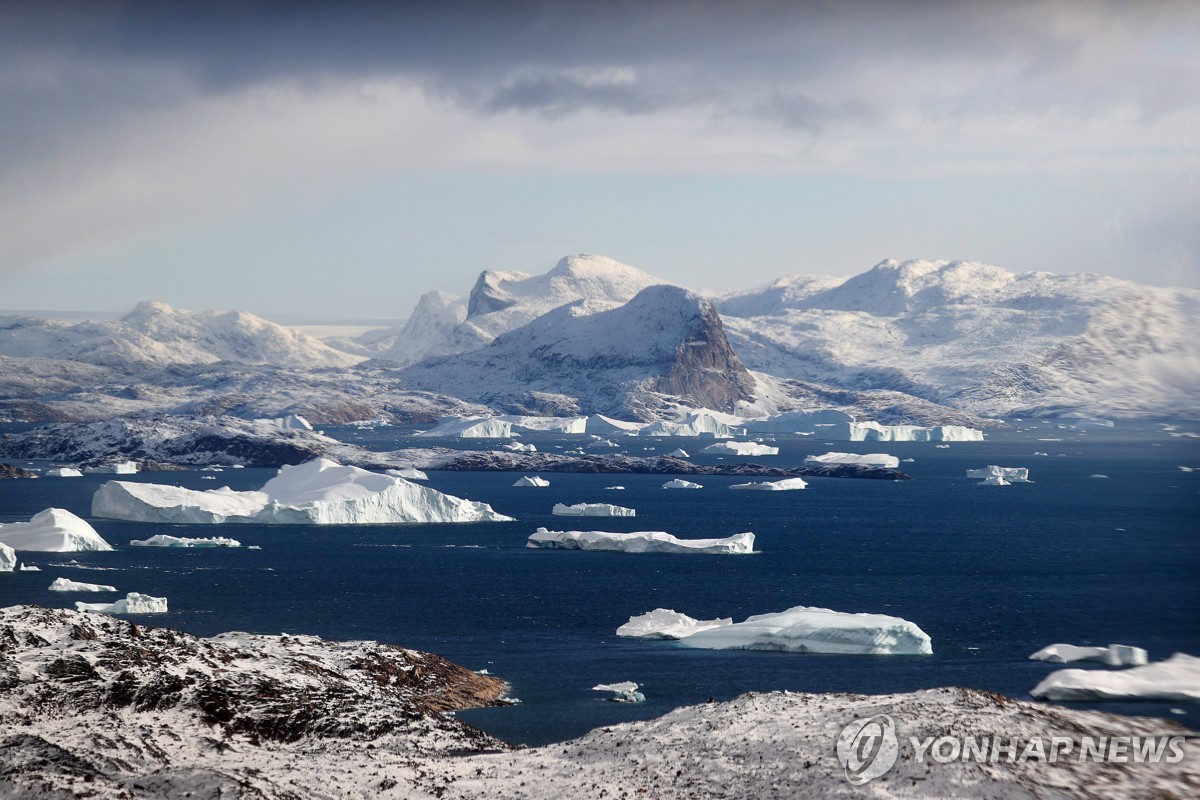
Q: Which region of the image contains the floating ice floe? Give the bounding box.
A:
[1029,643,1148,666]
[76,592,168,615]
[502,442,538,453]
[585,439,619,449]
[83,460,139,474]
[966,466,1032,484]
[512,475,550,487]
[668,448,690,458]
[129,535,242,548]
[0,542,15,572]
[552,503,636,517]
[45,467,83,477]
[603,486,625,490]
[702,441,779,456]
[935,444,951,449]
[729,478,808,491]
[17,564,39,571]
[592,682,645,703]
[616,609,733,640]
[678,605,933,655]
[92,458,512,525]
[804,452,899,469]
[0,509,113,552]
[387,467,429,481]
[1031,653,1200,702]
[1090,474,1110,479]
[662,479,702,489]
[527,528,754,555]
[49,577,117,592]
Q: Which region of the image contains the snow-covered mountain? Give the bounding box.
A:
[717,259,1200,419]
[0,301,362,370]
[399,285,756,419]
[349,254,666,365]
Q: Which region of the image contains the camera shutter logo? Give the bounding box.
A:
[836,714,899,785]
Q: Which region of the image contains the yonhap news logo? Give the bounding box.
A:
[835,713,1187,786]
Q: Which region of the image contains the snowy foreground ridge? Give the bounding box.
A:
[1,606,1192,800]
[527,528,754,555]
[91,458,512,524]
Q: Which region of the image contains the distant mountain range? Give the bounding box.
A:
[1,254,1196,423]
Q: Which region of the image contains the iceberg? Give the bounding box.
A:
[616,609,733,640]
[583,415,647,436]
[49,577,117,592]
[552,503,636,517]
[75,592,168,615]
[679,605,933,655]
[45,467,83,477]
[1029,643,1149,667]
[504,415,588,435]
[804,452,899,468]
[702,441,779,456]
[742,409,854,433]
[501,442,538,453]
[0,541,15,572]
[129,535,242,548]
[978,475,1011,486]
[603,485,625,490]
[83,460,139,474]
[18,563,40,571]
[591,682,645,703]
[270,414,313,430]
[966,466,1032,483]
[414,416,514,438]
[837,422,984,442]
[0,509,113,552]
[512,475,550,487]
[527,528,754,555]
[668,448,690,458]
[729,478,808,491]
[1030,653,1200,702]
[386,467,429,481]
[92,458,512,525]
[662,479,702,489]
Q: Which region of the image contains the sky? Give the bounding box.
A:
[1,0,1198,320]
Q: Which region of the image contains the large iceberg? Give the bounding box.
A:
[414,416,514,438]
[967,466,1031,483]
[76,592,168,615]
[0,542,15,572]
[584,415,647,436]
[838,422,984,442]
[129,535,242,548]
[512,475,550,487]
[552,503,636,517]
[1029,643,1148,667]
[1030,653,1200,702]
[642,410,746,438]
[49,577,117,592]
[729,478,808,491]
[662,478,702,489]
[45,467,83,477]
[679,605,933,655]
[505,415,588,435]
[804,452,899,469]
[92,458,512,525]
[702,441,779,456]
[616,609,734,640]
[84,460,139,474]
[0,509,113,552]
[527,528,755,555]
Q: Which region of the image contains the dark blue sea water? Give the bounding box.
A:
[1,420,1197,745]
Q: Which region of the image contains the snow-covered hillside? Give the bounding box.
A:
[0,301,362,370]
[399,285,756,419]
[717,259,1200,419]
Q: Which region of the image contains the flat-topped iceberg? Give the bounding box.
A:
[49,577,117,592]
[1029,643,1148,666]
[45,467,83,477]
[0,509,113,552]
[616,609,734,640]
[552,503,636,517]
[0,542,15,572]
[679,605,933,655]
[1031,653,1200,702]
[414,416,514,438]
[662,478,702,489]
[129,535,242,548]
[591,682,645,703]
[76,592,168,615]
[92,458,512,525]
[730,478,808,491]
[504,415,588,435]
[512,475,550,487]
[702,441,779,456]
[838,422,984,442]
[967,465,1032,483]
[527,528,754,555]
[805,452,899,469]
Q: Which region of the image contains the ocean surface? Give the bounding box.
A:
[1,420,1197,745]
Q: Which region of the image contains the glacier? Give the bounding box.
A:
[616,609,734,640]
[526,528,754,555]
[551,503,636,517]
[75,592,169,615]
[804,452,900,469]
[702,441,779,456]
[729,478,808,491]
[0,508,113,552]
[91,458,512,525]
[49,577,118,592]
[677,606,933,655]
[129,535,243,548]
[1030,653,1200,702]
[1029,643,1148,666]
